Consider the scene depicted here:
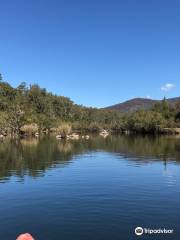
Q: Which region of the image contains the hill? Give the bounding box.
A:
[105,97,180,113]
[0,75,180,136]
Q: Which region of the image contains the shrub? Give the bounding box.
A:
[57,123,72,137]
[20,123,38,136]
[0,112,8,134]
[87,122,101,132]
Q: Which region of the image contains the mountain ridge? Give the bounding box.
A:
[105,97,180,113]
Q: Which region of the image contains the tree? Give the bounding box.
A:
[0,77,178,136]
[161,97,170,117]
[17,82,27,94]
[7,105,25,136]
[0,112,8,135]
[126,110,166,133]
[0,73,3,81]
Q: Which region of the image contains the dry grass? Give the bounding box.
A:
[57,123,72,137]
[20,123,38,136]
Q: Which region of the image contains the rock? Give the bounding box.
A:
[35,132,39,137]
[56,135,62,139]
[124,130,130,135]
[69,133,79,140]
[99,129,109,137]
[163,128,180,135]
[57,133,80,140]
[85,135,90,139]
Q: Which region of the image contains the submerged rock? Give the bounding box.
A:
[68,133,80,140]
[56,133,80,140]
[99,129,109,137]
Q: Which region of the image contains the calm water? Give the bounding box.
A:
[0,135,180,240]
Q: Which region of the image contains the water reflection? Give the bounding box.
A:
[0,135,180,182]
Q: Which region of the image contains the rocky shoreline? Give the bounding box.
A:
[1,127,180,140]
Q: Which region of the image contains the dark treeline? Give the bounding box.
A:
[0,74,180,136]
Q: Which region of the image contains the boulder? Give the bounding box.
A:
[56,135,62,139]
[85,135,90,139]
[69,133,80,140]
[100,129,109,137]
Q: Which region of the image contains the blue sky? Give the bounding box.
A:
[0,0,179,107]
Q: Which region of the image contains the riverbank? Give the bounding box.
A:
[1,127,180,140]
[1,79,180,141]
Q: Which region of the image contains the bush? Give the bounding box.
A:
[0,112,8,135]
[126,111,166,133]
[20,123,38,136]
[57,123,72,137]
[87,122,101,132]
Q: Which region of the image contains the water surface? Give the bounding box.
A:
[0,135,180,239]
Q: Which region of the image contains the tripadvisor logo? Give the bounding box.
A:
[135,227,143,236]
[135,226,174,236]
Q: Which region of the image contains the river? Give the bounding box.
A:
[0,135,180,239]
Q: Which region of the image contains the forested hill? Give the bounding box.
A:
[0,78,121,134]
[0,74,180,136]
[105,97,180,113]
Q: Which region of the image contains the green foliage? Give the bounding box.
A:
[0,73,3,81]
[0,74,180,135]
[7,105,25,135]
[125,111,166,133]
[0,112,8,135]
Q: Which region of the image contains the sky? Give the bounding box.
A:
[0,0,180,108]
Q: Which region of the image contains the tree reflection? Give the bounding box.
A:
[0,135,180,182]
